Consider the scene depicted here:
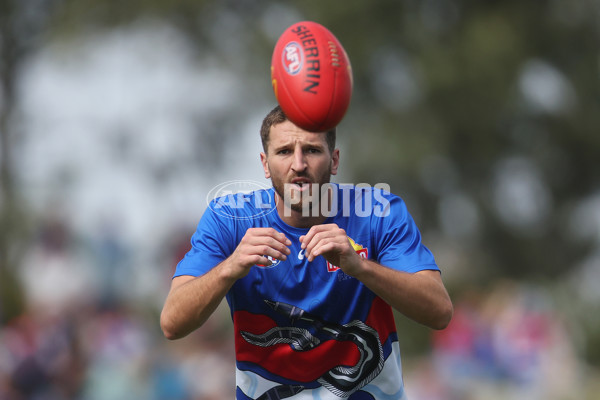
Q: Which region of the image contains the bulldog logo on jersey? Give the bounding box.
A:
[238,300,385,398]
[327,237,368,272]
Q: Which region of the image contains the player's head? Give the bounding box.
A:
[259,106,339,216]
[260,105,336,154]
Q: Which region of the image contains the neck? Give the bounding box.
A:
[274,192,331,228]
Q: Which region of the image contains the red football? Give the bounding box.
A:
[271,21,353,132]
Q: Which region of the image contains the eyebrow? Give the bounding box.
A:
[271,141,326,152]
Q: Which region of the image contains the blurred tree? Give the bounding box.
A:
[329,0,600,281]
[0,0,66,322]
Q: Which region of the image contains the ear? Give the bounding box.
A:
[330,149,340,176]
[260,152,271,179]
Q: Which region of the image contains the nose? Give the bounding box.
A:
[291,146,307,172]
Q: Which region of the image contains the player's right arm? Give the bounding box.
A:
[160,228,291,340]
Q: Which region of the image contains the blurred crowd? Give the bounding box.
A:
[406,282,586,400]
[0,213,235,400]
[0,213,593,400]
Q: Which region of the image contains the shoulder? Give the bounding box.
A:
[336,183,399,200]
[334,183,404,218]
[195,188,277,244]
[207,188,277,221]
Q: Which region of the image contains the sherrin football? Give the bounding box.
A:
[271,21,353,132]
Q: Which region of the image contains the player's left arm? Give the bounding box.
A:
[300,224,453,330]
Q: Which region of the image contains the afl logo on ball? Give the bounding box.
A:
[282,42,303,75]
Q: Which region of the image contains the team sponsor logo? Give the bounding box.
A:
[282,42,303,75]
[327,237,368,272]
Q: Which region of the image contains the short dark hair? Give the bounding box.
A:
[260,105,336,154]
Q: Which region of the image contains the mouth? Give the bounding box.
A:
[290,178,312,191]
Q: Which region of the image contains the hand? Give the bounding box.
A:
[224,228,291,280]
[299,224,363,276]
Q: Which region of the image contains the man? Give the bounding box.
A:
[160,105,453,399]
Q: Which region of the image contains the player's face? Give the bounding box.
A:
[261,120,339,214]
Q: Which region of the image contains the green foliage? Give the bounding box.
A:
[0,268,24,324]
[336,0,599,279]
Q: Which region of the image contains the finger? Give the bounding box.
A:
[245,230,291,252]
[307,239,344,262]
[249,228,292,247]
[244,243,289,263]
[299,225,322,248]
[237,253,273,269]
[237,235,291,268]
[250,236,291,256]
[308,232,354,262]
[254,255,275,266]
[300,224,338,249]
[303,229,342,256]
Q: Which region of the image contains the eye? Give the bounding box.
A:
[306,147,322,154]
[276,148,291,155]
